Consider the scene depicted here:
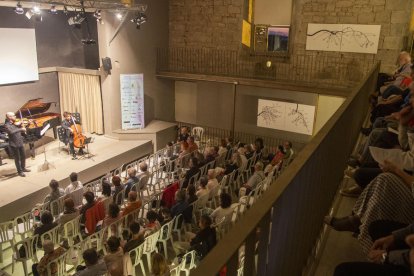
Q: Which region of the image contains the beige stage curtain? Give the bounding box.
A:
[58,72,104,134]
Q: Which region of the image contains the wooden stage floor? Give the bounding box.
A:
[0,135,152,222]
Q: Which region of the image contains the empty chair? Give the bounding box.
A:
[126,243,146,276]
[49,196,65,219]
[179,250,197,276]
[143,230,160,272]
[0,221,14,263]
[13,211,34,240]
[40,225,60,248]
[11,234,39,276]
[62,215,83,248]
[172,213,185,242]
[191,127,204,144]
[157,220,174,259]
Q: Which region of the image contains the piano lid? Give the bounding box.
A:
[16,98,55,118]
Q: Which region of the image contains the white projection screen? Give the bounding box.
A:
[0,28,39,85]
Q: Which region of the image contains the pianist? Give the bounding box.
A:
[4,112,31,177]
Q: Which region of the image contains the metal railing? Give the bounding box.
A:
[157,48,376,88]
[190,62,380,275]
[176,122,307,152]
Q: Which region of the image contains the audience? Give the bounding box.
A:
[18,132,291,276]
[74,248,107,276]
[112,176,124,205]
[211,193,233,224]
[64,172,84,207]
[121,191,142,219]
[177,126,190,142]
[124,168,139,196]
[123,222,145,253]
[151,253,170,276]
[104,236,124,276]
[32,240,65,276]
[239,162,265,196]
[44,179,65,205]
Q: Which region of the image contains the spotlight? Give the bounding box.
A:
[50,5,58,14]
[131,12,147,29]
[31,5,40,14]
[14,2,24,15]
[81,38,96,45]
[116,12,122,20]
[68,13,85,26]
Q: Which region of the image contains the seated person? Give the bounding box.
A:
[104,236,124,276]
[177,126,190,142]
[218,139,228,156]
[112,176,124,206]
[151,253,170,276]
[196,176,210,198]
[187,136,199,153]
[56,198,79,234]
[333,220,414,276]
[224,152,242,175]
[182,157,200,189]
[32,240,65,276]
[173,214,217,260]
[74,248,107,276]
[144,210,161,235]
[244,144,254,159]
[121,191,142,219]
[283,141,294,162]
[264,145,285,175]
[123,222,145,253]
[239,162,265,196]
[137,162,150,190]
[186,184,198,205]
[79,191,96,225]
[64,172,84,208]
[211,193,233,224]
[98,180,112,213]
[44,179,65,206]
[171,190,189,219]
[159,208,172,226]
[206,169,219,197]
[102,203,121,237]
[124,168,139,196]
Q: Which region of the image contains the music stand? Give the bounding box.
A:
[80,137,94,160]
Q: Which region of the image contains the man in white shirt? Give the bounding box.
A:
[65,172,83,207]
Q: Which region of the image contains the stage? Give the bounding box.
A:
[0,135,153,222]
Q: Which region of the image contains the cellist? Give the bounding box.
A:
[61,112,84,160]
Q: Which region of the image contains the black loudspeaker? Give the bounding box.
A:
[102,57,112,74]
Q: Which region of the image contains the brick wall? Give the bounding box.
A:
[169,0,413,73]
[293,0,413,73]
[169,0,244,50]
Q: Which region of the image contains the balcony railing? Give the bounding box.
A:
[189,62,380,275]
[156,48,376,88]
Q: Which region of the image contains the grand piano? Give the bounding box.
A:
[16,98,62,142]
[0,98,61,144]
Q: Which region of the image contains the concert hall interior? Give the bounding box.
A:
[0,0,413,276]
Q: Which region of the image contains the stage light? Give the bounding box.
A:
[131,12,147,29]
[31,5,40,14]
[50,5,58,14]
[116,12,122,20]
[68,13,85,26]
[14,2,24,15]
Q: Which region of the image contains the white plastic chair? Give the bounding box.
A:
[49,196,65,218]
[157,220,174,259]
[11,234,39,276]
[179,250,197,276]
[13,211,34,240]
[191,127,204,143]
[127,242,146,276]
[62,215,83,247]
[143,230,160,272]
[0,221,14,263]
[172,214,185,242]
[170,265,181,276]
[40,225,60,247]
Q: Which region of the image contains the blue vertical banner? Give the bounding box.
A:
[120,74,145,130]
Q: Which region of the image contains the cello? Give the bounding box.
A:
[70,116,86,148]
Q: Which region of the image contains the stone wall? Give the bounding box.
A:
[292,0,413,73]
[169,0,414,74]
[169,0,244,50]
